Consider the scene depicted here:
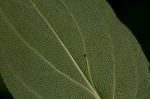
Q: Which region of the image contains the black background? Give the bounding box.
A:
[0,0,150,98]
[107,0,150,62]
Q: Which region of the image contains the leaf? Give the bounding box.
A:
[0,0,150,99]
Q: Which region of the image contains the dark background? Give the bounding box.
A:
[0,0,150,98]
[107,0,150,62]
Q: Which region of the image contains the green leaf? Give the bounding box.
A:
[0,0,150,99]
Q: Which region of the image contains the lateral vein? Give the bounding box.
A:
[87,1,116,99]
[58,0,95,88]
[0,48,43,99]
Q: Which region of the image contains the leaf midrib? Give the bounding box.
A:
[29,0,101,99]
[0,8,94,97]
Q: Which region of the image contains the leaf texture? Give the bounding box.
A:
[0,0,150,99]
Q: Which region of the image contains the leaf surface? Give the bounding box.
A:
[0,0,150,99]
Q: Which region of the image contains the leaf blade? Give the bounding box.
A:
[0,0,149,99]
